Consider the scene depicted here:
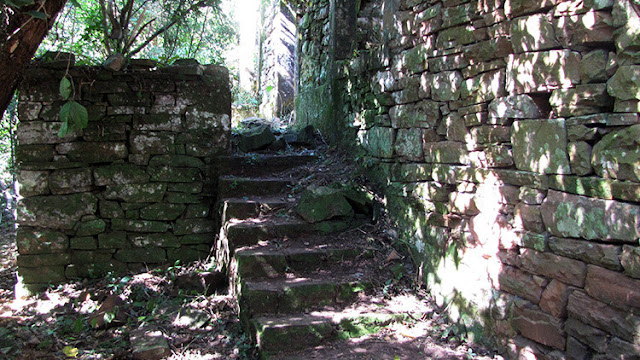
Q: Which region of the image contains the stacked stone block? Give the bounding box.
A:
[297,0,640,357]
[16,61,231,290]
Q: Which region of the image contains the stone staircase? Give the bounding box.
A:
[214,152,408,359]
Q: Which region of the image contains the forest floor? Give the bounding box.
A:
[0,149,503,360]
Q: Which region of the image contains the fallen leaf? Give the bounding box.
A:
[63,345,79,358]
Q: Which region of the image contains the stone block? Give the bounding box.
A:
[104,183,166,203]
[362,127,395,158]
[394,129,424,161]
[140,203,186,221]
[148,155,205,168]
[564,318,608,353]
[100,201,124,219]
[75,219,107,237]
[567,290,640,343]
[18,265,66,283]
[511,14,560,53]
[621,245,640,279]
[185,106,230,131]
[424,141,468,164]
[70,236,98,250]
[585,265,640,310]
[592,124,640,182]
[608,66,640,101]
[19,193,98,230]
[541,190,640,242]
[168,182,204,194]
[49,168,93,194]
[506,50,581,94]
[400,44,429,74]
[133,114,182,132]
[488,95,544,119]
[148,166,201,183]
[515,203,544,232]
[112,219,170,233]
[56,142,127,163]
[469,125,511,146]
[94,164,150,186]
[165,192,200,204]
[549,237,621,271]
[511,119,571,174]
[539,279,569,318]
[548,175,612,200]
[580,50,608,83]
[18,170,49,196]
[16,228,68,254]
[521,249,587,287]
[512,301,566,350]
[390,101,440,128]
[504,0,561,17]
[555,11,615,48]
[99,232,127,249]
[550,84,612,117]
[129,234,180,248]
[16,144,55,163]
[17,121,79,145]
[17,253,71,267]
[131,132,175,155]
[173,219,216,236]
[498,266,544,303]
[568,142,593,176]
[114,248,166,263]
[429,71,463,101]
[461,69,506,104]
[185,204,209,218]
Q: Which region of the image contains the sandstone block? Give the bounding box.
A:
[19,193,98,230]
[395,129,424,161]
[18,170,49,197]
[511,119,571,174]
[580,50,608,83]
[521,249,587,287]
[592,124,640,181]
[512,301,566,350]
[585,265,640,310]
[16,228,68,254]
[541,190,640,242]
[498,266,544,303]
[511,14,560,53]
[549,237,621,271]
[429,71,463,101]
[608,66,640,101]
[424,141,468,164]
[507,50,581,94]
[362,127,395,158]
[568,142,593,176]
[488,95,544,119]
[539,279,569,318]
[621,245,640,279]
[130,234,179,248]
[390,101,440,128]
[550,84,612,117]
[49,168,93,194]
[564,318,608,353]
[94,164,150,186]
[504,0,561,17]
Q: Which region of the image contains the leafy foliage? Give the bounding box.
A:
[58,75,89,137]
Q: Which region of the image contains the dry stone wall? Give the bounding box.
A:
[16,60,231,292]
[298,0,640,358]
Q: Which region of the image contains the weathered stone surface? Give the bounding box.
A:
[621,245,640,279]
[56,142,127,163]
[99,232,127,249]
[16,229,68,254]
[511,119,571,174]
[112,219,170,233]
[592,124,640,182]
[140,204,186,221]
[564,318,608,353]
[17,121,79,145]
[131,132,175,155]
[70,236,98,250]
[94,164,149,186]
[550,84,612,117]
[521,249,587,287]
[18,265,66,283]
[296,186,354,223]
[548,175,612,200]
[429,71,463,101]
[498,266,544,303]
[130,327,171,360]
[148,155,205,169]
[519,187,547,205]
[555,11,615,48]
[393,103,436,131]
[550,237,620,271]
[510,14,560,53]
[585,265,640,310]
[580,50,608,83]
[507,50,581,94]
[114,248,167,263]
[424,141,468,164]
[238,125,276,152]
[515,203,544,232]
[362,127,395,158]
[394,129,423,161]
[17,253,71,267]
[75,219,107,237]
[541,190,640,242]
[488,95,543,119]
[18,170,49,196]
[19,193,98,230]
[504,0,561,17]
[539,279,569,318]
[567,290,640,343]
[130,234,179,248]
[512,301,566,350]
[104,184,166,203]
[608,66,640,101]
[49,168,93,194]
[149,166,201,183]
[174,219,216,236]
[568,142,592,176]
[185,106,230,131]
[461,69,506,103]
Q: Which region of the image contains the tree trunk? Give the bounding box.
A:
[0,0,68,119]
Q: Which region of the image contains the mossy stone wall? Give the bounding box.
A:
[16,61,231,292]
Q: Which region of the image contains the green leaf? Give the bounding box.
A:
[2,0,35,8]
[27,10,47,19]
[57,121,69,138]
[73,318,83,333]
[60,101,88,131]
[59,77,72,100]
[62,346,78,358]
[68,0,82,7]
[103,311,115,325]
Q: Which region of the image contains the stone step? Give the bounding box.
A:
[249,311,403,357]
[218,176,292,198]
[238,276,372,316]
[218,153,318,177]
[220,196,290,221]
[234,246,373,280]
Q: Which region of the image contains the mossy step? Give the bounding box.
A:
[239,277,372,315]
[224,218,353,251]
[235,247,372,280]
[220,196,289,221]
[218,176,292,198]
[218,154,318,177]
[251,311,403,357]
